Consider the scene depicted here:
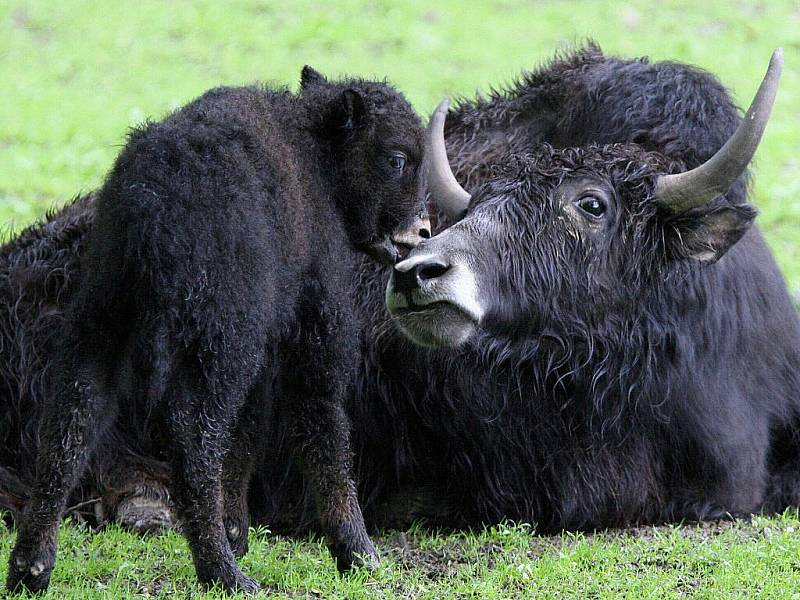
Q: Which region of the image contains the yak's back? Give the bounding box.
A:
[446,43,743,197]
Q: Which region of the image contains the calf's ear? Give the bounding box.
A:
[665,203,757,264]
[319,89,368,143]
[300,65,327,88]
[339,89,366,133]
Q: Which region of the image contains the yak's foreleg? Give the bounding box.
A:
[99,452,174,534]
[292,398,378,571]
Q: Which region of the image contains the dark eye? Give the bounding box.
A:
[577,195,607,218]
[389,152,407,173]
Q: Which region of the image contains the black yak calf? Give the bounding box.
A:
[6,68,426,594]
[384,50,799,530]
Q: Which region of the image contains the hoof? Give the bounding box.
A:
[6,548,54,594]
[219,571,260,595]
[197,561,260,595]
[226,525,249,559]
[115,494,175,534]
[330,537,380,573]
[350,543,380,571]
[225,519,249,559]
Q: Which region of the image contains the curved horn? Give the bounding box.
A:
[426,99,471,219]
[655,48,783,213]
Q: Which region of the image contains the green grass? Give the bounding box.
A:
[2,514,800,598]
[2,1,800,597]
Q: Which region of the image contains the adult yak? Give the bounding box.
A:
[383,47,799,530]
[1,45,798,538]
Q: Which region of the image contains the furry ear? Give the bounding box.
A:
[666,203,757,264]
[318,89,368,143]
[340,89,366,133]
[300,65,327,89]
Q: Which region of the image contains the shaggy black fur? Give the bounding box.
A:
[1,44,798,552]
[5,68,424,594]
[443,42,742,196]
[347,44,800,531]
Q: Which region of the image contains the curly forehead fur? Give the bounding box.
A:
[300,71,421,137]
[483,143,679,197]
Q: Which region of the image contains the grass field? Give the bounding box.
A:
[2,1,800,597]
[3,514,800,599]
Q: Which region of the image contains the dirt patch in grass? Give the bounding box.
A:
[377,531,472,580]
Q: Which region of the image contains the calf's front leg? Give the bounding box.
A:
[165,373,260,594]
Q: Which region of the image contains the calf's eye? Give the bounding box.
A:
[389,152,407,172]
[578,195,607,218]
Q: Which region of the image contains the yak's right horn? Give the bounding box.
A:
[654,48,783,213]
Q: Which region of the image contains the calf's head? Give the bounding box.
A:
[300,67,430,264]
[387,50,782,347]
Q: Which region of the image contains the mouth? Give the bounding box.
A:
[357,236,400,266]
[390,299,469,317]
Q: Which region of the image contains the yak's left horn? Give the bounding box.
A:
[654,48,783,213]
[425,99,471,220]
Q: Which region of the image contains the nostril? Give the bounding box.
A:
[394,254,449,292]
[419,227,431,239]
[417,262,450,282]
